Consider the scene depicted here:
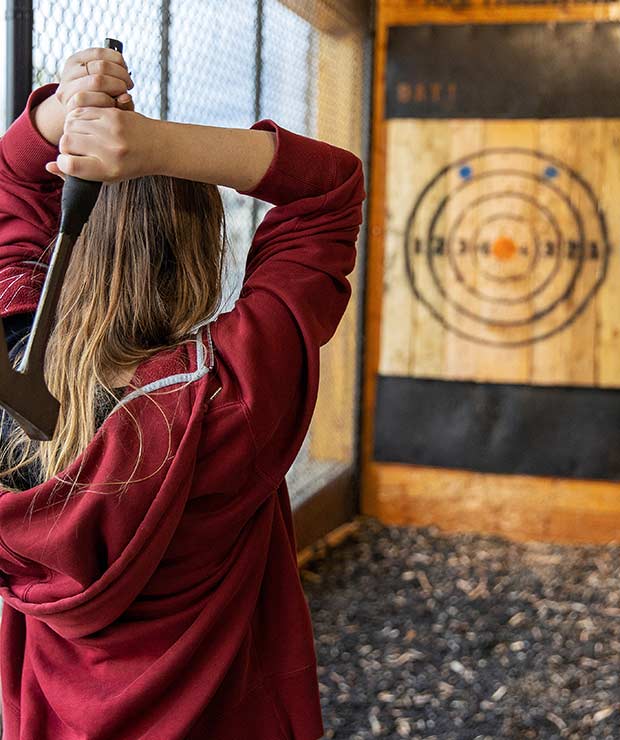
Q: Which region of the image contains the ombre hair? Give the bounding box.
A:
[0,174,226,494]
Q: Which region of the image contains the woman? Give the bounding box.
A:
[0,46,365,739]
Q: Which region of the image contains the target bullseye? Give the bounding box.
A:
[404,148,610,347]
[492,236,517,261]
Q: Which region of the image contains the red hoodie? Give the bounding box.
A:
[0,83,365,739]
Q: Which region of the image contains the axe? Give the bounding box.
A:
[0,37,124,442]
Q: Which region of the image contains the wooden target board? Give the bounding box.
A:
[374,22,620,480]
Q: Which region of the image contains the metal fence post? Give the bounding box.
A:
[352,0,374,515]
[5,0,33,128]
[250,0,263,235]
[160,0,170,120]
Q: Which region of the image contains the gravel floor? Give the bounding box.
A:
[301,516,620,740]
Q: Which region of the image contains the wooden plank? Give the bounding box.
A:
[363,461,620,544]
[310,23,366,462]
[529,121,575,385]
[530,121,588,386]
[381,0,620,26]
[377,123,419,376]
[297,520,361,568]
[569,121,602,386]
[409,122,451,377]
[598,120,620,386]
[293,468,358,554]
[442,120,486,381]
[476,120,536,382]
[361,0,390,475]
[278,0,369,35]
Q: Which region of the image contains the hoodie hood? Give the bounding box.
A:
[0,327,213,639]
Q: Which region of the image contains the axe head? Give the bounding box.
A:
[0,321,59,442]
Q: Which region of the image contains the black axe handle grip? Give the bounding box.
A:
[58,38,124,232]
[58,37,123,235]
[18,37,124,376]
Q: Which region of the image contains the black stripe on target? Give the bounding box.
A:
[404,148,610,347]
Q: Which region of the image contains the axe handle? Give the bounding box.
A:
[18,37,124,381]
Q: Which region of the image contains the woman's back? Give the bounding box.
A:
[0,80,365,739]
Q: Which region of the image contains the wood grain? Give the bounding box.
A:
[310,19,365,463]
[362,461,620,544]
[380,119,618,385]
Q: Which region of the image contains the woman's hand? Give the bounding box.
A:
[54,47,135,113]
[32,47,134,146]
[45,106,159,183]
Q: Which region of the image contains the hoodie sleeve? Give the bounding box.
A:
[0,83,62,318]
[210,120,366,488]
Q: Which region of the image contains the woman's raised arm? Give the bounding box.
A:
[151,120,276,193]
[49,107,276,192]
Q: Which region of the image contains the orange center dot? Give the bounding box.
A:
[492,236,517,261]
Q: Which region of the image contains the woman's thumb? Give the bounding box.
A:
[116,92,135,111]
[45,161,66,181]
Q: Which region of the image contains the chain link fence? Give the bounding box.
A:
[22,0,370,504]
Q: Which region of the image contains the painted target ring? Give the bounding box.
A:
[404,149,611,347]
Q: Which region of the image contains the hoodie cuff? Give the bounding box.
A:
[2,83,61,185]
[236,119,335,207]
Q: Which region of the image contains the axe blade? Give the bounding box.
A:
[0,318,59,441]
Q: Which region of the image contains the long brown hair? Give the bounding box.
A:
[0,174,226,494]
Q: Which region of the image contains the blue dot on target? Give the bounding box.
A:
[544,166,559,179]
[459,165,472,179]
